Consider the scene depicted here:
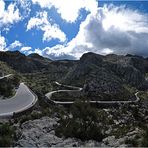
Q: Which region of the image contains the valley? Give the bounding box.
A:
[0,51,148,147]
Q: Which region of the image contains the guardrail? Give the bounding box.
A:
[13,84,38,118]
[45,82,140,107]
[0,83,38,119]
[0,74,13,80]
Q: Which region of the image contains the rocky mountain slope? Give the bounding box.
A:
[64,52,146,87]
[0,51,77,75]
[0,51,51,73]
[63,52,147,100]
[0,51,148,147]
[0,51,147,101]
[0,61,15,76]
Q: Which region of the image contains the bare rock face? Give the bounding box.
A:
[15,117,77,147]
[15,116,101,147]
[63,52,148,101]
[101,128,142,147]
[15,116,142,147]
[64,52,146,88]
[82,77,134,101]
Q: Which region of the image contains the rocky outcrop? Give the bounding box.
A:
[15,116,101,147]
[105,54,146,87]
[82,76,134,101]
[14,108,145,147]
[102,128,142,147]
[64,52,146,100]
[64,52,146,88]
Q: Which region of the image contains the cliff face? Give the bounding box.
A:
[63,52,147,100]
[64,52,146,87]
[104,54,146,87]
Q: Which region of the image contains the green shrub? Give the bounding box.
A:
[19,112,43,124]
[125,138,138,147]
[55,101,104,141]
[141,129,148,147]
[0,124,15,147]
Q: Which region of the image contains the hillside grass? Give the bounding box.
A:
[0,61,15,75]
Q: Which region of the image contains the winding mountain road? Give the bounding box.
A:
[0,74,13,80]
[0,83,38,118]
[45,82,140,105]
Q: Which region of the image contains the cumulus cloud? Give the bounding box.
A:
[0,0,21,29]
[41,4,148,59]
[102,5,148,33]
[0,35,6,51]
[2,1,148,59]
[27,11,66,42]
[20,46,31,52]
[32,0,98,23]
[41,45,76,60]
[34,48,43,55]
[101,48,113,55]
[8,40,22,50]
[27,48,43,56]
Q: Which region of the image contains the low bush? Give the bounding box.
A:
[141,128,148,147]
[0,123,15,147]
[55,101,104,141]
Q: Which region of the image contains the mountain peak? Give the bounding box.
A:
[5,50,25,57]
[80,52,103,64]
[28,53,44,59]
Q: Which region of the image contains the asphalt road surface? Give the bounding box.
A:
[0,83,37,117]
[45,82,140,105]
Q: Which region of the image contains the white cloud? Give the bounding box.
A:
[20,46,31,52]
[27,11,66,42]
[25,48,45,56]
[40,4,148,59]
[0,0,21,29]
[0,35,6,51]
[42,46,76,60]
[32,0,98,23]
[34,48,43,55]
[8,40,22,49]
[43,45,69,57]
[101,48,113,55]
[102,4,148,33]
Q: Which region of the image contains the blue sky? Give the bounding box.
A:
[1,0,148,59]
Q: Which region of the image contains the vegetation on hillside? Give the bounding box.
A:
[55,101,104,141]
[141,128,148,147]
[0,123,15,147]
[0,75,20,97]
[0,61,15,75]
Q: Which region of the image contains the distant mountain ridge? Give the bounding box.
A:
[0,51,51,73]
[0,51,147,101]
[0,50,77,73]
[62,52,148,100]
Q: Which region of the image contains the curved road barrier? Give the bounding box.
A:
[54,81,82,90]
[45,82,140,105]
[0,83,38,118]
[0,74,13,80]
